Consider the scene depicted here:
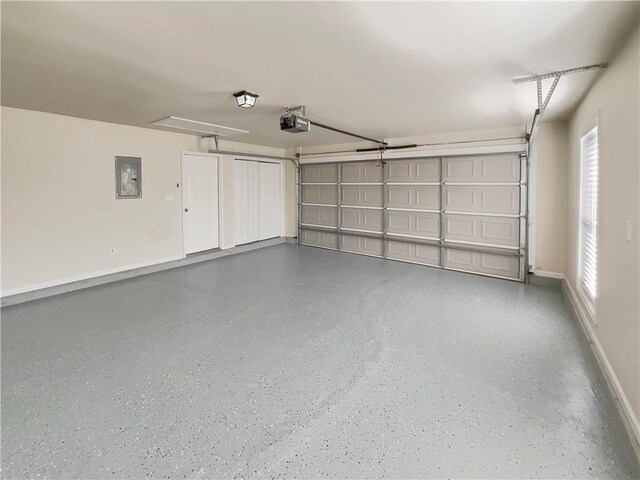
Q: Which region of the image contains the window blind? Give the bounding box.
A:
[579,127,599,304]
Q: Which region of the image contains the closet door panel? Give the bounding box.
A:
[272,163,282,237]
[259,162,281,240]
[233,160,249,245]
[247,161,261,243]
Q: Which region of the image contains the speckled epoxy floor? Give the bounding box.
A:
[2,244,638,479]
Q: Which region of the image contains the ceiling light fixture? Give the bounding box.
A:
[234,90,259,108]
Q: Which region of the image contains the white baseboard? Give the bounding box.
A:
[1,237,291,307]
[528,270,564,288]
[0,255,184,297]
[534,270,565,279]
[562,278,640,457]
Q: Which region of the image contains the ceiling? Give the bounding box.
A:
[2,2,638,148]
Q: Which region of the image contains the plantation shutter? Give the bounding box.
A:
[579,127,599,303]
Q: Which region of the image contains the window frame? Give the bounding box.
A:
[577,125,599,316]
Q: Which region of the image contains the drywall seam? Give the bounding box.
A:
[1,237,293,307]
[562,278,640,458]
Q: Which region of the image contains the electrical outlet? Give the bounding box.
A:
[110,247,116,255]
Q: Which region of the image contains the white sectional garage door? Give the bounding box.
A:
[299,153,527,281]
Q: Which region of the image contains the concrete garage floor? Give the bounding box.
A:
[2,244,638,479]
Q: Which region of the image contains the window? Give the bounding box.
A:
[578,126,599,307]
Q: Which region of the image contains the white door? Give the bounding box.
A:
[247,161,261,242]
[259,162,281,240]
[233,160,249,245]
[233,159,282,246]
[182,153,219,254]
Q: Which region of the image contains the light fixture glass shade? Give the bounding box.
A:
[234,91,258,108]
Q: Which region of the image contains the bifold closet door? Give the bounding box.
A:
[233,160,249,245]
[259,162,281,240]
[247,161,261,243]
[233,159,260,246]
[234,160,282,246]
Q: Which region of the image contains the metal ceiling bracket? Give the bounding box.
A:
[536,79,543,110]
[533,74,561,115]
[515,62,608,116]
[513,63,608,85]
[516,63,607,139]
[538,75,561,115]
[200,133,220,150]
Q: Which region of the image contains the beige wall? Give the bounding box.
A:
[567,28,639,424]
[531,121,569,275]
[1,107,295,294]
[297,126,526,157]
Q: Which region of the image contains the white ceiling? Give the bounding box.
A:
[2,2,638,148]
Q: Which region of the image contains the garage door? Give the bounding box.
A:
[299,153,527,281]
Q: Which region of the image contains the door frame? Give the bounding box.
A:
[181,151,222,257]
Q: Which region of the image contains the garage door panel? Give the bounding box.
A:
[444,248,519,278]
[387,185,439,210]
[299,155,526,282]
[301,205,337,227]
[300,229,338,249]
[387,211,440,238]
[386,158,440,183]
[444,214,519,247]
[341,208,383,232]
[341,162,383,183]
[341,185,383,207]
[444,155,520,182]
[301,164,338,183]
[341,234,383,256]
[302,185,338,205]
[387,240,440,265]
[444,185,519,214]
